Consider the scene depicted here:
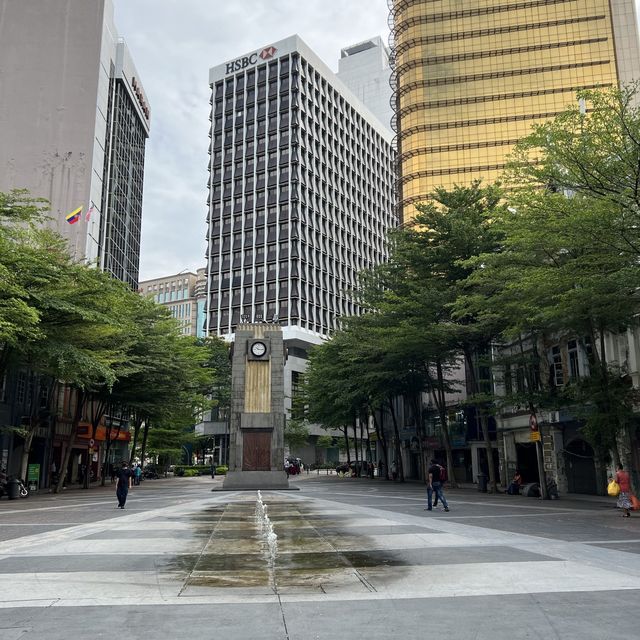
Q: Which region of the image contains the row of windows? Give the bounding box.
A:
[399,82,607,118]
[209,246,367,289]
[214,58,291,100]
[399,109,564,139]
[393,0,574,26]
[400,37,609,74]
[209,255,361,287]
[397,59,609,93]
[209,178,392,240]
[394,13,605,53]
[168,303,192,318]
[153,289,190,303]
[209,298,357,334]
[213,59,391,167]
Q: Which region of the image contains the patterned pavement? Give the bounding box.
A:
[0,479,639,638]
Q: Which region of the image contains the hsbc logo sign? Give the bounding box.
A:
[225,46,278,74]
[260,46,277,60]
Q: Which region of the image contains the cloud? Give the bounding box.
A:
[111,0,390,280]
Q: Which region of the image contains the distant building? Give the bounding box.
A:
[336,36,393,132]
[0,0,150,288]
[139,268,208,337]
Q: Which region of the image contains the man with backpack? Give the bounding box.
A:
[426,458,449,512]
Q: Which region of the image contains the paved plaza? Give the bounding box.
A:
[0,474,639,639]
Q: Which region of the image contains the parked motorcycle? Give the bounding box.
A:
[0,476,29,499]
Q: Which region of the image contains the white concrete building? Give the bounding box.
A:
[336,36,393,133]
[205,35,397,464]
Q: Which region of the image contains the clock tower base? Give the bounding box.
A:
[221,323,293,491]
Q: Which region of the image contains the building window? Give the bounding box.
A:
[568,340,579,381]
[551,346,563,387]
[16,371,26,404]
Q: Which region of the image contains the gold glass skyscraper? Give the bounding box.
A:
[389,0,640,221]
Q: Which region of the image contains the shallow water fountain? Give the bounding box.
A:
[255,490,278,588]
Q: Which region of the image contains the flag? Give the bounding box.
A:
[85,203,95,221]
[65,206,82,224]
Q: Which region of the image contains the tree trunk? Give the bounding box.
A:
[352,417,360,475]
[83,397,107,489]
[19,427,35,483]
[140,420,150,470]
[342,426,351,463]
[101,421,122,487]
[434,359,456,488]
[129,412,142,465]
[372,407,390,479]
[518,335,549,499]
[463,347,498,492]
[388,395,405,482]
[55,388,85,494]
[19,372,42,481]
[412,392,428,483]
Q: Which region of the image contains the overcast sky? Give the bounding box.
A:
[112,0,640,282]
[111,0,390,281]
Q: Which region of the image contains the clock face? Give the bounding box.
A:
[251,341,267,357]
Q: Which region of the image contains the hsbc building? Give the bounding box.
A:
[206,34,396,383]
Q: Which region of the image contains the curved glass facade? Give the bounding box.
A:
[389,0,638,222]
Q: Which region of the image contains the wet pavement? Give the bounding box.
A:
[0,474,639,639]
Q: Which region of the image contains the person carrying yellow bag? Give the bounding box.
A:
[607,478,620,497]
[613,464,632,518]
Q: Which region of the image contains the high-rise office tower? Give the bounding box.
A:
[389,0,640,222]
[0,0,150,288]
[206,35,396,344]
[336,36,394,132]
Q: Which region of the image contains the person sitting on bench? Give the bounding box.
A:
[507,470,522,495]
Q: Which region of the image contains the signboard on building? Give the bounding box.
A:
[529,414,541,442]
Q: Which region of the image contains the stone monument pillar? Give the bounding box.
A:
[222,323,291,489]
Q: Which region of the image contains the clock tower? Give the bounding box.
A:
[221,323,292,490]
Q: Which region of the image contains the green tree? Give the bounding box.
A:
[0,190,58,379]
[461,85,640,469]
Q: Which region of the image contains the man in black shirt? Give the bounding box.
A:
[426,458,449,512]
[115,462,133,509]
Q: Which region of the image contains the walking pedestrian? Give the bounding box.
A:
[211,462,216,479]
[391,460,398,481]
[615,463,632,518]
[432,461,447,507]
[425,458,449,512]
[115,461,133,509]
[134,464,142,486]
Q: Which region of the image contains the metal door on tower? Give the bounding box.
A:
[242,431,271,471]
